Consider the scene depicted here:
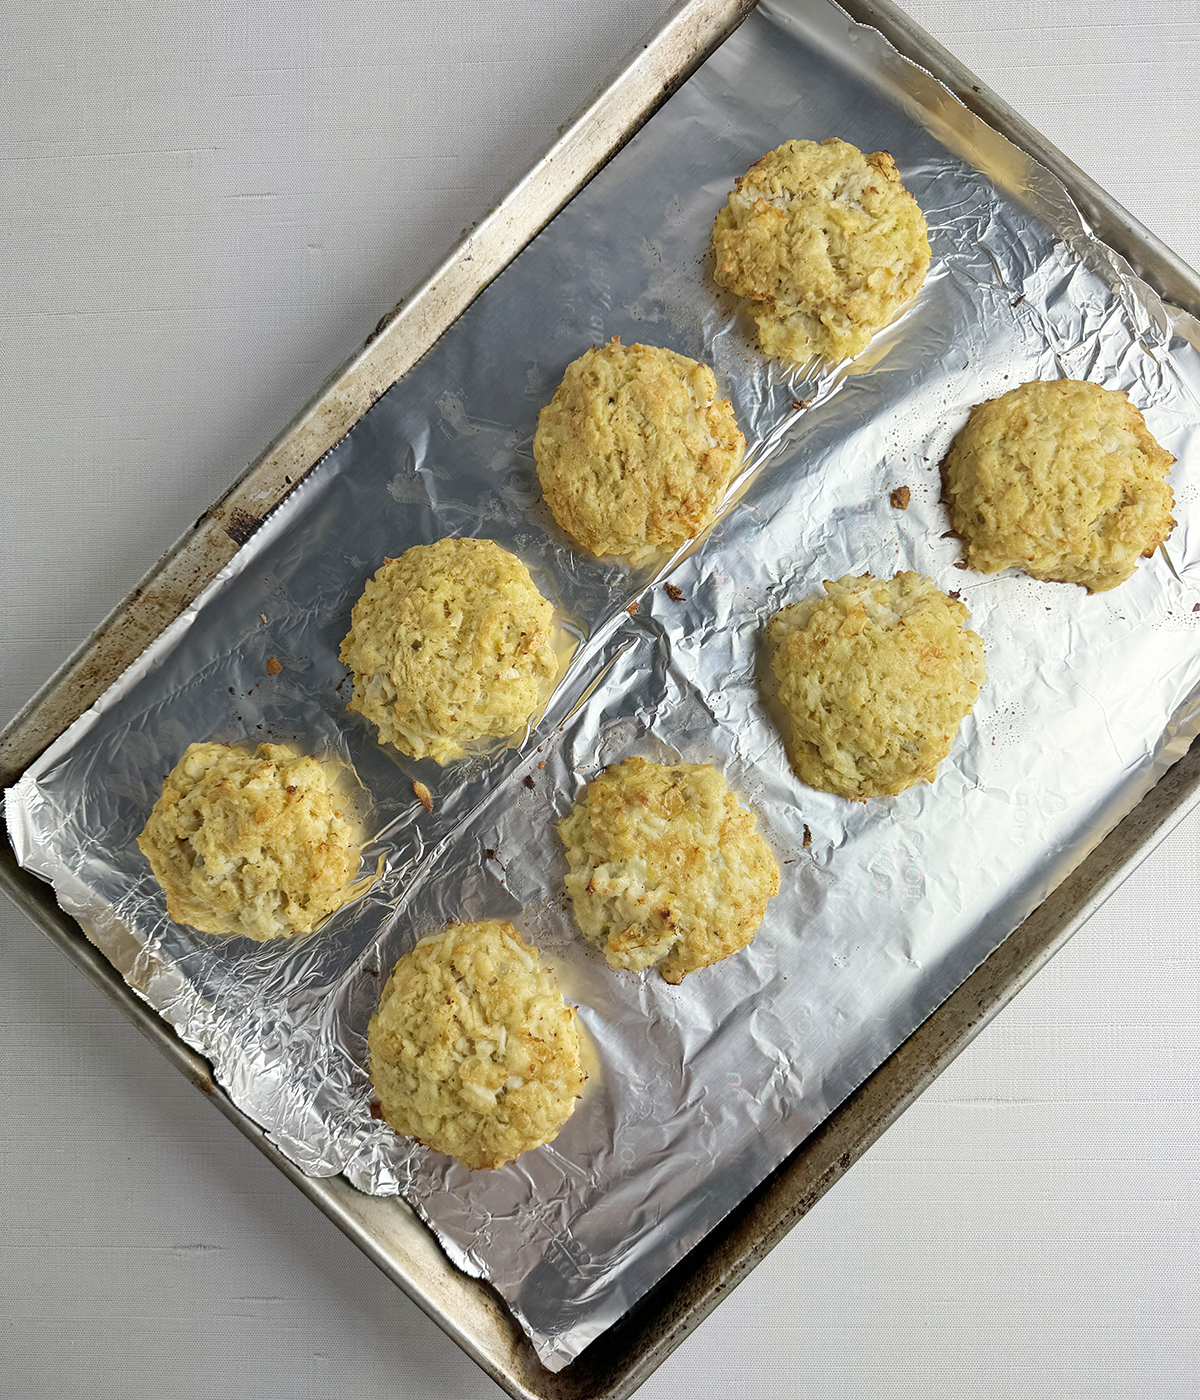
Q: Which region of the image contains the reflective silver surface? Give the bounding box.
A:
[8,0,1200,1373]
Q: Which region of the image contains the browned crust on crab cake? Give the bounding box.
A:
[533,339,745,562]
[559,757,779,983]
[367,920,585,1169]
[941,379,1175,592]
[767,572,986,799]
[712,137,930,364]
[339,537,558,763]
[137,742,359,940]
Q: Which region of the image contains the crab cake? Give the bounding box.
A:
[712,137,930,366]
[367,920,586,1170]
[941,379,1175,593]
[558,757,779,984]
[339,537,558,763]
[533,339,745,562]
[767,573,986,799]
[137,742,359,941]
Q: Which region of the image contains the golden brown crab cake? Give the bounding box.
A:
[767,573,986,799]
[339,537,558,764]
[941,379,1175,593]
[137,742,359,940]
[558,757,779,984]
[533,339,745,563]
[712,137,930,365]
[367,920,586,1170]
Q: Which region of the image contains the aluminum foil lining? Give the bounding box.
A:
[8,0,1200,1372]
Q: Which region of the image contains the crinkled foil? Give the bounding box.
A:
[8,0,1200,1372]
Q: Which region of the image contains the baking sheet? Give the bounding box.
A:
[8,0,1200,1373]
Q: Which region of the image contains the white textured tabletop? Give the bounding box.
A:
[3,2,1198,1396]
